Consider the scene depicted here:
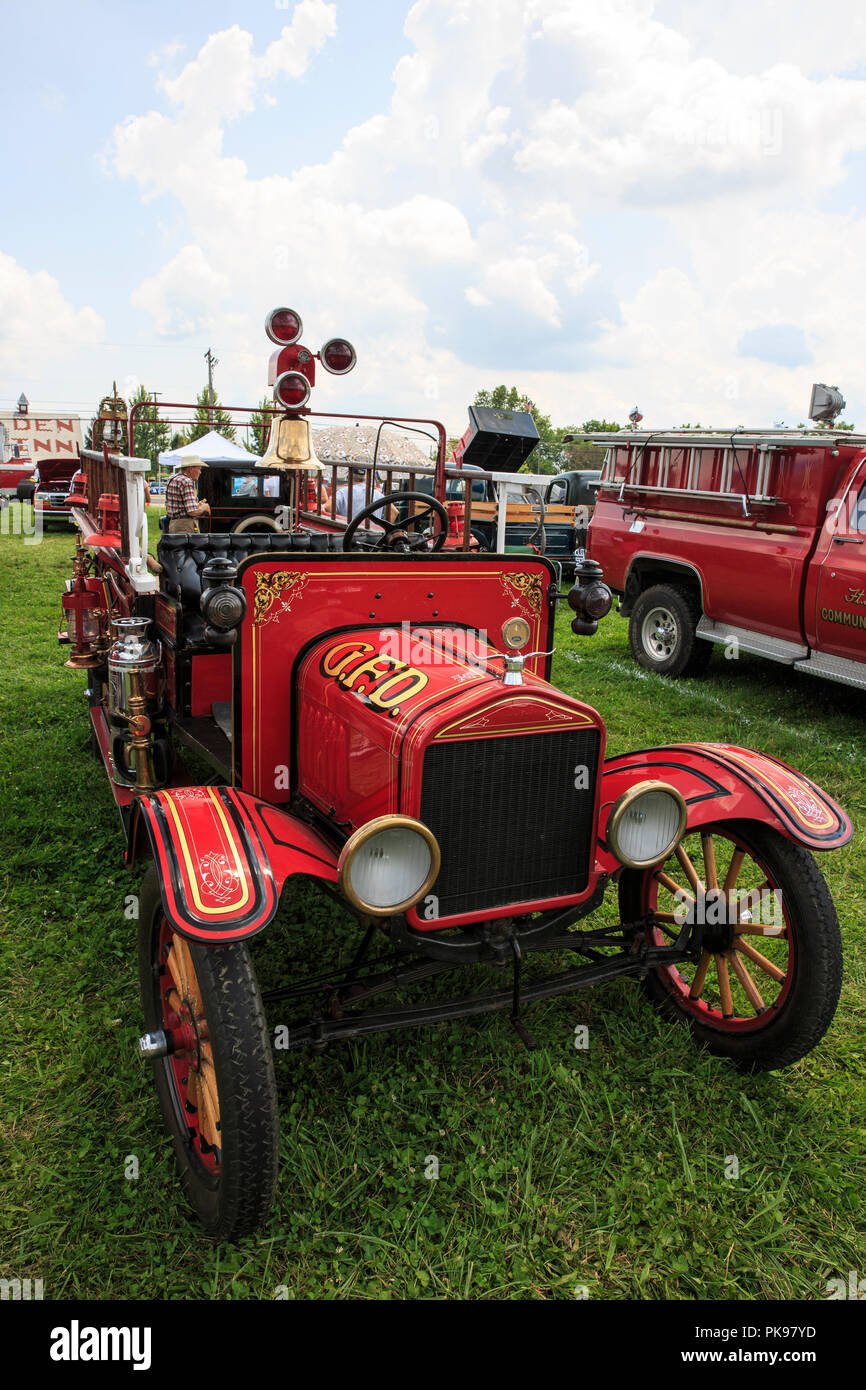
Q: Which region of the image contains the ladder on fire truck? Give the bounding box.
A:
[583,427,866,519]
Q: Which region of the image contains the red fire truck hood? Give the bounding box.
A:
[295,624,604,830]
[299,624,591,730]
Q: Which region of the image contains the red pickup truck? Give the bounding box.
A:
[588,420,866,691]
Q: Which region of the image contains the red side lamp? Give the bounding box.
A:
[60,551,104,668]
[85,493,122,549]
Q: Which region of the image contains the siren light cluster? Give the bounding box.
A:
[266,307,356,412]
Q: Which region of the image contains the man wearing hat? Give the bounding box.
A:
[165,457,211,534]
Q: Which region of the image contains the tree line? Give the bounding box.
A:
[84,385,276,469]
[85,379,622,475]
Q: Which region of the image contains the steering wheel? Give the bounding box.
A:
[342,491,449,552]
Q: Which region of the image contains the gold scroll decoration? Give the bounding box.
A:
[500,572,544,616]
[253,572,310,627]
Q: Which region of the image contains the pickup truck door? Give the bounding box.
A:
[813,456,866,660]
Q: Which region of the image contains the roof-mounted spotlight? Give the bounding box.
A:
[274,370,311,411]
[265,307,303,346]
[319,338,357,375]
[809,383,846,425]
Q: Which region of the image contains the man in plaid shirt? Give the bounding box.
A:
[165,459,210,533]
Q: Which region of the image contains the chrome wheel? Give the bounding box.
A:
[641,605,679,662]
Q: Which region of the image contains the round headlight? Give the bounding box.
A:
[338,816,440,916]
[608,780,687,869]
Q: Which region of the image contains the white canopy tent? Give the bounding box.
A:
[158,430,260,471]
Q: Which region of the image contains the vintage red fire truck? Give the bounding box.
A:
[588,388,866,690]
[58,316,852,1240]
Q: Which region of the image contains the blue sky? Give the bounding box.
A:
[3,0,866,432]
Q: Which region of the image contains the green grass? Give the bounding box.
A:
[1,511,864,1300]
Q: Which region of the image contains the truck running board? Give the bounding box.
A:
[794,650,866,690]
[696,618,808,664]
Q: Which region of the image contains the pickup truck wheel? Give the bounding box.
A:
[138,866,279,1240]
[628,584,711,677]
[618,821,842,1071]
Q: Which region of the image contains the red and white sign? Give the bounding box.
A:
[0,410,83,494]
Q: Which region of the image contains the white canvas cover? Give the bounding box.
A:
[158,430,260,469]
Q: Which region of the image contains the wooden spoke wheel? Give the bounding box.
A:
[138,866,279,1240]
[618,820,843,1071]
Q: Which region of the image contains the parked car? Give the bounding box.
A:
[33,460,82,527]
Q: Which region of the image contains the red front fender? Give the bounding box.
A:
[597,742,852,873]
[133,786,338,943]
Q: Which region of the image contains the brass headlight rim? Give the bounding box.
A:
[338,814,441,917]
[608,779,688,871]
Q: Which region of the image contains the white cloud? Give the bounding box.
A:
[158,2,336,118]
[516,1,866,203]
[146,39,185,70]
[261,0,337,79]
[360,196,474,261]
[655,0,866,77]
[103,0,866,430]
[0,252,104,391]
[159,26,259,120]
[465,287,490,307]
[550,205,866,427]
[130,246,231,337]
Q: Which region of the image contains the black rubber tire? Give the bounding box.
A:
[619,820,843,1071]
[138,865,279,1240]
[628,583,712,677]
[470,527,492,552]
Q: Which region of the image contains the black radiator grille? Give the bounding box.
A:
[419,727,601,918]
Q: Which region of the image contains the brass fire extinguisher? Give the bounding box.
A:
[106,618,171,790]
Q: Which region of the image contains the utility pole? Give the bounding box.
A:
[151,391,161,479]
[204,348,218,430]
